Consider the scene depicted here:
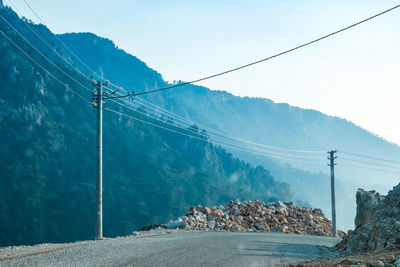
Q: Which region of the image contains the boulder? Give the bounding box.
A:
[204,207,212,215]
[355,189,384,228]
[336,183,400,253]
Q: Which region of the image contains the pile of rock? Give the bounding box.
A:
[158,200,334,236]
[336,183,400,253]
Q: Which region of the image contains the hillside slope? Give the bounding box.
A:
[57,32,400,230]
[0,5,290,246]
[58,33,400,167]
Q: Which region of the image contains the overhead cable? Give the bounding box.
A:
[105,107,325,165]
[339,157,400,170]
[338,150,400,165]
[131,4,400,96]
[105,86,327,154]
[21,0,104,81]
[0,29,91,103]
[107,98,326,159]
[4,0,93,83]
[133,96,326,153]
[338,162,400,174]
[0,14,93,93]
[109,96,326,156]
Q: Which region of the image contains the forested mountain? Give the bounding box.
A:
[0,5,290,246]
[1,0,399,246]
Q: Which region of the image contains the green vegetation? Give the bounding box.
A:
[0,6,289,246]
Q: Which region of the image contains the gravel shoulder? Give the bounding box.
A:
[0,231,341,267]
[292,245,400,267]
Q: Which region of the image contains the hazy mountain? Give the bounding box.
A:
[0,6,290,246]
[58,31,400,230]
[58,33,400,165]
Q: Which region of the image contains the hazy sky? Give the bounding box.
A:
[5,0,400,146]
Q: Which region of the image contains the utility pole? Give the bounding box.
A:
[328,150,337,237]
[91,80,131,240]
[92,79,108,240]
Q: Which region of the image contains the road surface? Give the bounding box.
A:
[0,231,341,267]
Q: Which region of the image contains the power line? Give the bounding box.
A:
[107,104,322,163]
[339,157,400,170]
[134,97,327,153]
[0,29,91,104]
[108,99,214,138]
[110,97,240,142]
[105,107,325,164]
[4,0,93,83]
[18,0,131,94]
[107,98,326,160]
[104,86,327,154]
[0,14,93,93]
[338,162,400,174]
[131,4,400,96]
[109,96,326,156]
[21,0,127,92]
[338,150,400,165]
[21,0,104,82]
[3,2,133,102]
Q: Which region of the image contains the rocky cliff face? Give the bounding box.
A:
[336,184,400,253]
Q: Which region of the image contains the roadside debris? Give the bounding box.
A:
[141,200,338,236]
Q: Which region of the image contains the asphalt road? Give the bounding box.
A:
[0,231,341,267]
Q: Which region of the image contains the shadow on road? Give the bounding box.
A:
[235,240,336,259]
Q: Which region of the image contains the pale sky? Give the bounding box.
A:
[5,0,400,146]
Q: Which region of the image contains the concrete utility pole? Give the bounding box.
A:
[92,79,108,240]
[91,79,131,239]
[328,150,337,237]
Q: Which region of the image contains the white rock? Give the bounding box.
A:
[165,219,186,229]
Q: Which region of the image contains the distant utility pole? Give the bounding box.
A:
[328,150,337,237]
[92,79,108,240]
